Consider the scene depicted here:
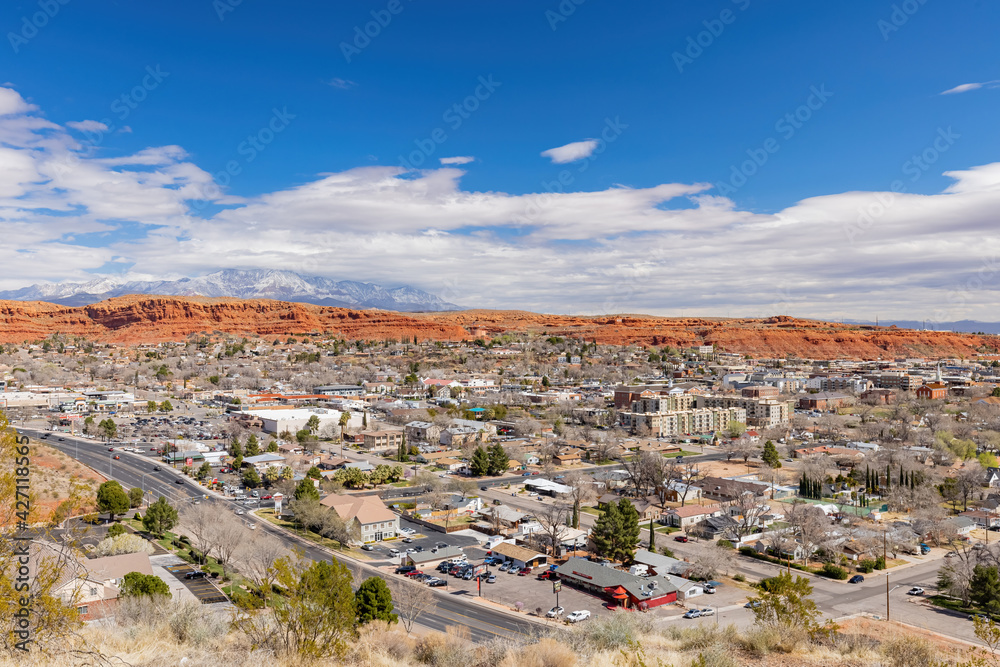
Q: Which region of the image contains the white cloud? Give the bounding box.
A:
[541,139,599,164]
[2,85,1000,321]
[439,156,475,165]
[941,80,1000,95]
[65,120,109,133]
[327,77,356,90]
[0,88,36,116]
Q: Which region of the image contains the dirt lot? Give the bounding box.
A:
[26,442,104,523]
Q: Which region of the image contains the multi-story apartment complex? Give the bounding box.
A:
[863,372,921,391]
[695,395,793,428]
[620,406,746,437]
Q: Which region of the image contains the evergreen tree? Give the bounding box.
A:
[971,565,1000,617]
[142,496,178,537]
[295,478,320,501]
[230,437,243,458]
[96,481,130,522]
[120,572,171,598]
[354,577,397,624]
[762,440,781,468]
[470,446,490,476]
[246,434,260,457]
[648,518,656,551]
[487,442,509,476]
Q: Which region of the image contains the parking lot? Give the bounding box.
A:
[165,564,228,604]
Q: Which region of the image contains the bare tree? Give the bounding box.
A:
[391,578,438,634]
[728,492,770,541]
[534,503,570,556]
[181,502,221,566]
[690,542,737,580]
[564,472,597,528]
[234,529,290,605]
[210,511,245,580]
[956,462,986,511]
[785,501,830,565]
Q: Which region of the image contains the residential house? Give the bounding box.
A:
[360,429,405,452]
[697,476,772,502]
[660,504,722,529]
[404,420,440,443]
[445,494,484,514]
[662,481,703,503]
[242,453,286,472]
[319,493,400,543]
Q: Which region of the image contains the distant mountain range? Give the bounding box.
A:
[842,319,1000,335]
[0,269,463,312]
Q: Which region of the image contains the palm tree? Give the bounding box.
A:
[339,411,351,458]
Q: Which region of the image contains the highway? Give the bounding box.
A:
[22,426,546,644]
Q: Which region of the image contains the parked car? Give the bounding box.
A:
[683,609,702,619]
[361,544,375,551]
[545,606,565,618]
[153,466,161,471]
[185,571,208,580]
[703,584,716,594]
[235,510,245,515]
[907,587,925,596]
[261,494,272,500]
[499,562,511,572]
[700,608,715,616]
[388,548,400,557]
[744,600,762,609]
[486,574,497,583]
[427,578,447,587]
[402,537,413,543]
[405,570,424,578]
[674,535,689,543]
[566,610,591,623]
[395,566,416,575]
[849,575,865,584]
[518,567,532,576]
[537,570,556,580]
[462,571,475,580]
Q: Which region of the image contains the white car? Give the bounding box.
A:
[683,609,702,619]
[565,610,591,623]
[545,606,564,618]
[907,587,925,596]
[700,608,715,617]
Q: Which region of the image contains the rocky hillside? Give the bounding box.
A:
[0,297,994,359]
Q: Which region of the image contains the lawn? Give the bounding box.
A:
[580,506,601,516]
[927,595,996,620]
[257,509,352,553]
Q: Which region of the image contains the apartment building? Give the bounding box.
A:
[863,372,921,391]
[695,395,792,428]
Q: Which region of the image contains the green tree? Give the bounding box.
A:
[159,400,173,412]
[972,565,1000,617]
[197,461,212,480]
[306,465,322,480]
[725,420,747,439]
[487,442,510,476]
[229,436,243,458]
[470,446,490,476]
[280,466,294,481]
[246,434,260,457]
[748,572,821,631]
[762,440,782,468]
[592,498,641,563]
[648,518,656,551]
[263,466,280,486]
[243,467,262,489]
[107,523,127,539]
[119,572,171,599]
[96,481,130,522]
[127,486,143,508]
[306,415,321,434]
[295,478,320,502]
[142,496,178,537]
[338,411,350,439]
[541,375,550,387]
[99,418,117,441]
[355,577,398,625]
[267,439,279,453]
[146,400,157,413]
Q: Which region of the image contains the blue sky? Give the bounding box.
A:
[1,0,999,319]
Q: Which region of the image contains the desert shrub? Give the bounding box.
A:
[835,631,881,657]
[821,563,848,580]
[881,635,935,667]
[168,600,227,645]
[733,573,746,582]
[568,609,653,653]
[739,625,782,657]
[497,638,577,667]
[414,627,476,667]
[665,623,736,652]
[691,645,738,667]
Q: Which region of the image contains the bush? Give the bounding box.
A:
[821,563,849,580]
[133,512,141,521]
[875,555,887,570]
[739,546,756,557]
[857,559,876,573]
[881,635,935,667]
[717,540,735,550]
[733,573,746,582]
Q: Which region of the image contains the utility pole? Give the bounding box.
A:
[886,572,890,621]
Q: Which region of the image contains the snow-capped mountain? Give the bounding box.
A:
[0,269,463,311]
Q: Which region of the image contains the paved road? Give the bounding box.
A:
[24,426,546,644]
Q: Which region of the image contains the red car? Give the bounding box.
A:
[108,447,115,451]
[674,535,689,543]
[261,494,273,500]
[517,567,532,576]
[537,570,555,580]
[405,570,423,578]
[113,455,120,460]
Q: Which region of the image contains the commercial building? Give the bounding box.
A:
[555,557,678,609]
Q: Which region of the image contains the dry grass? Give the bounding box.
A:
[0,603,977,667]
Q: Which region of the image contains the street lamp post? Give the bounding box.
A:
[887,574,901,621]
